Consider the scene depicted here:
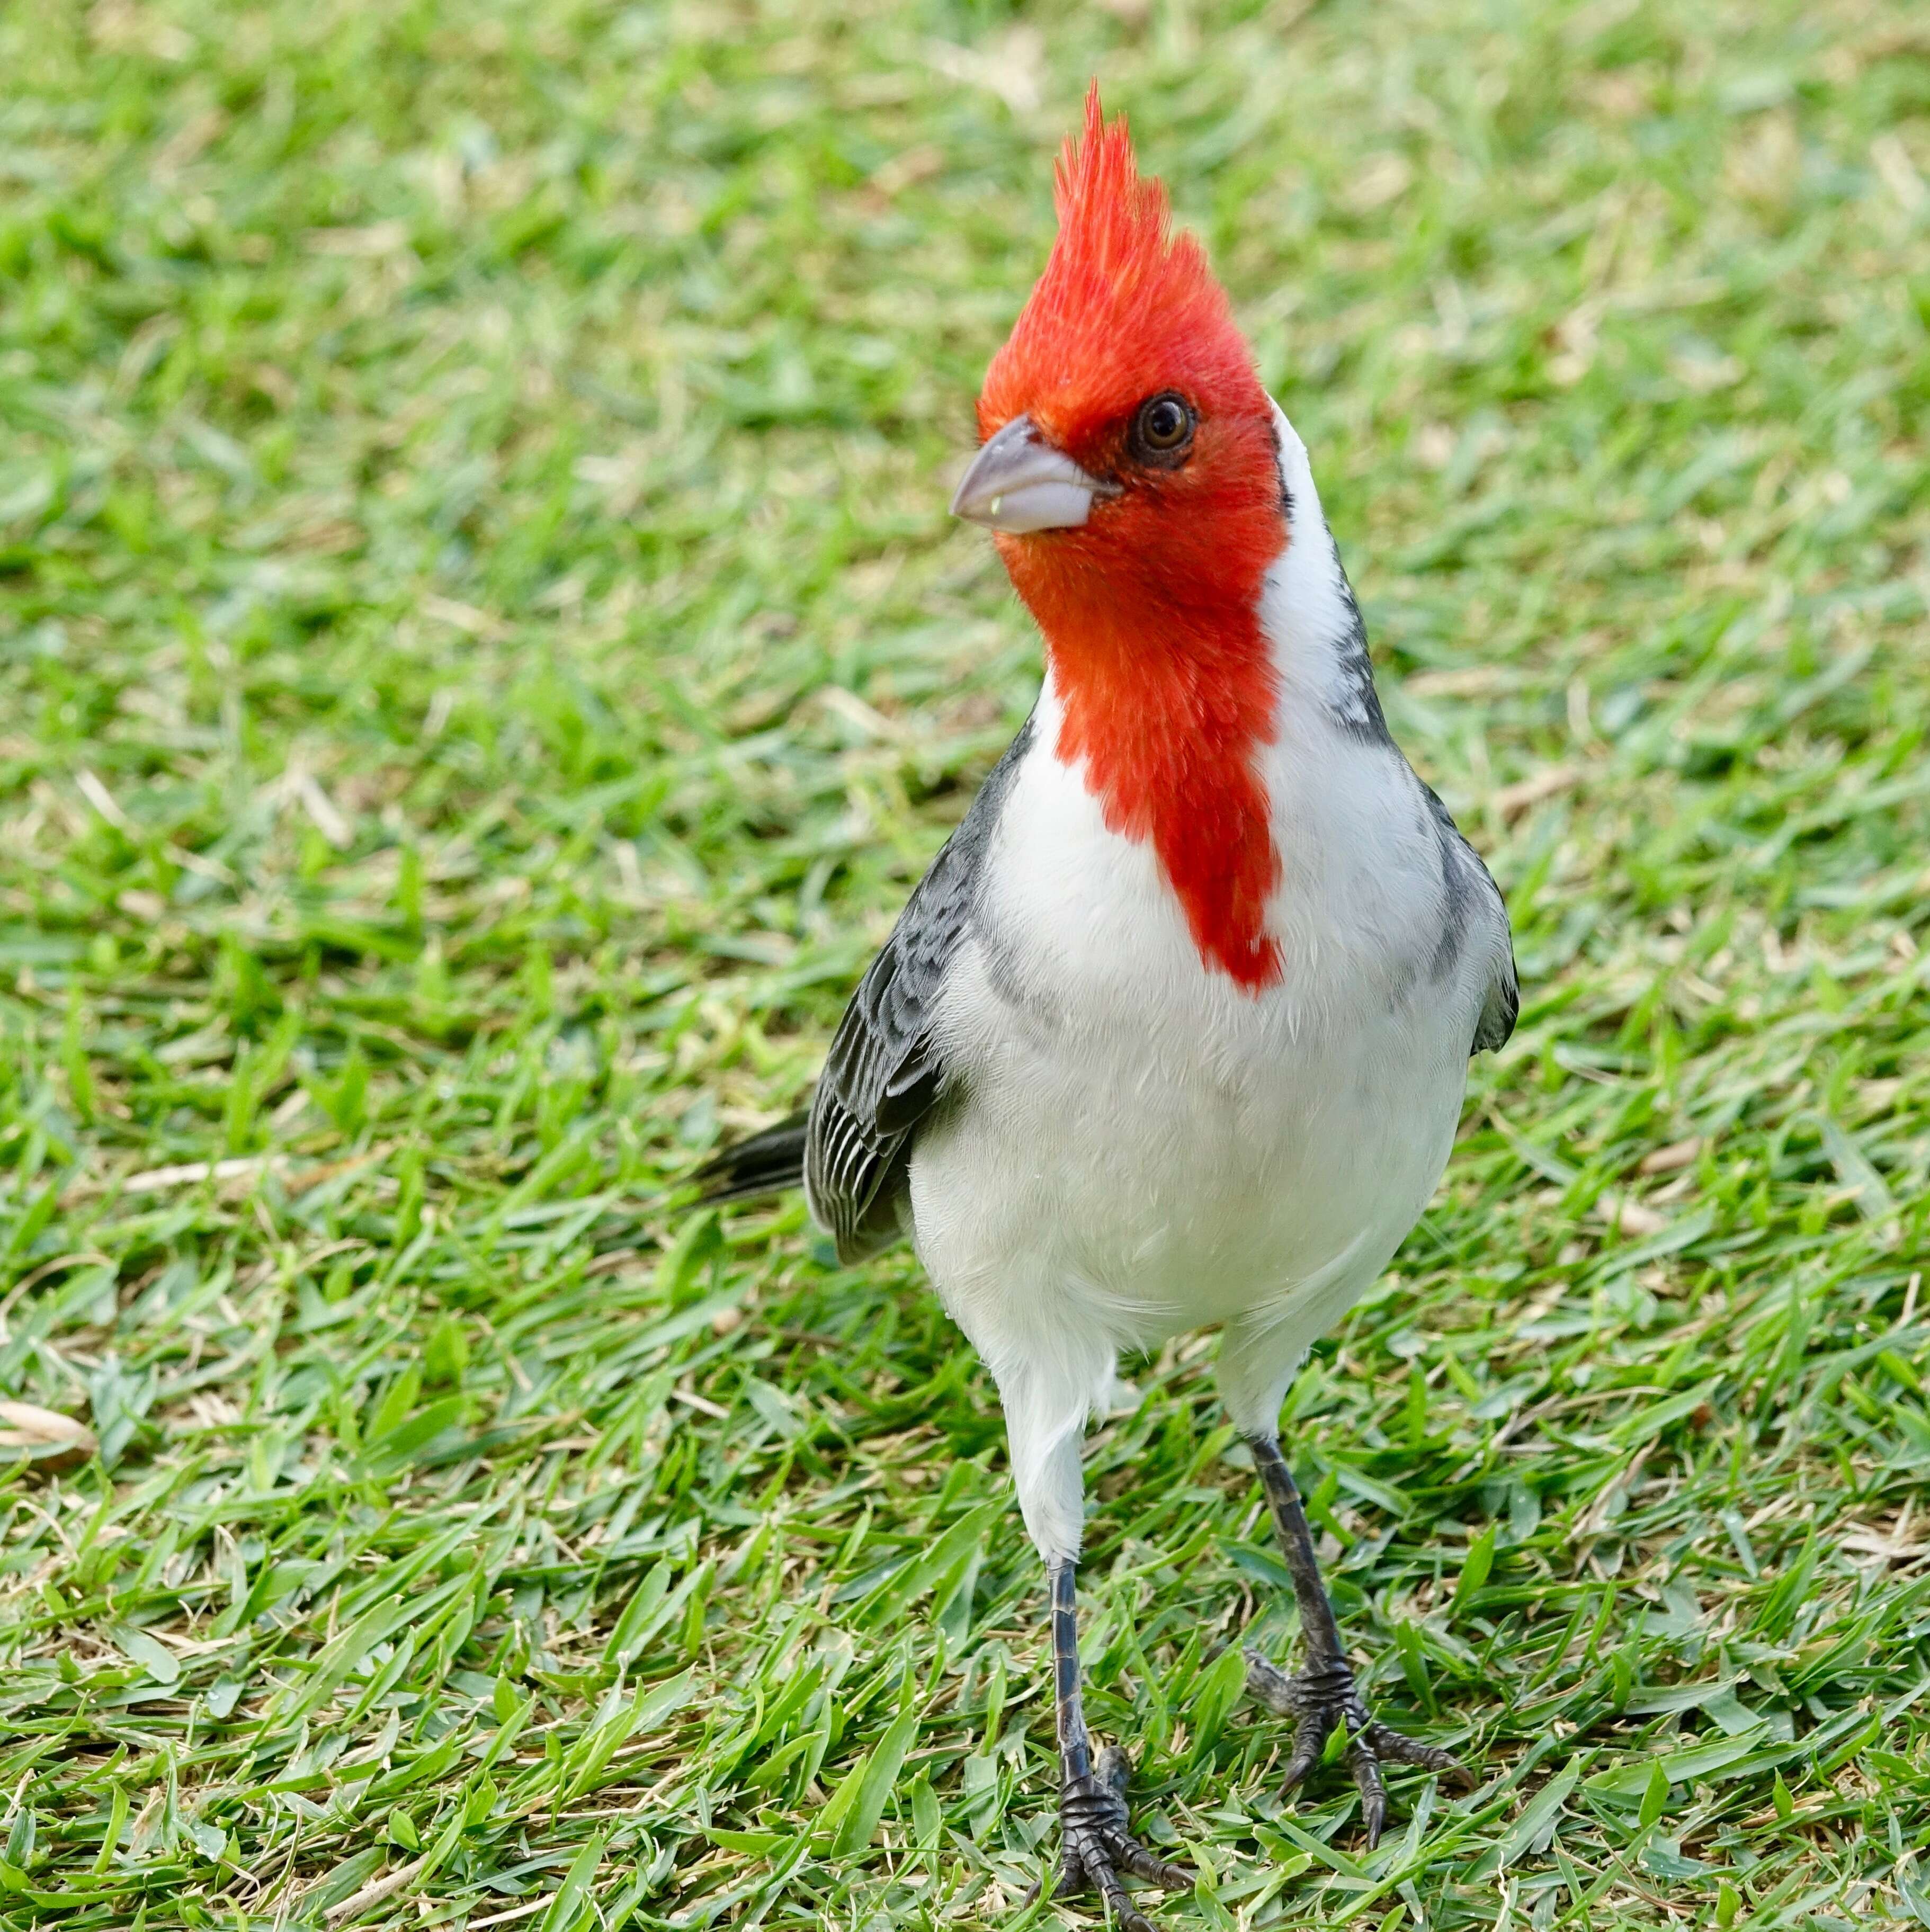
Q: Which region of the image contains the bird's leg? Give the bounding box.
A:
[1241,1435,1472,1844]
[1043,1557,1191,1930]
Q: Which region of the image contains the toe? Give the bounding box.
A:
[1347,1736,1388,1848]
[1243,1648,1303,1717]
[1095,1742,1133,1797]
[1364,1721,1476,1786]
[1091,1854,1155,1932]
[1279,1712,1326,1793]
[1106,1836,1192,1890]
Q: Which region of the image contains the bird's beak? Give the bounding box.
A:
[950,414,1112,534]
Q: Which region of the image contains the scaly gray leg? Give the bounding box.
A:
[1242,1436,1472,1844]
[1044,1558,1191,1929]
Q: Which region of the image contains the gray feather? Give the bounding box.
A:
[805,713,1035,1262]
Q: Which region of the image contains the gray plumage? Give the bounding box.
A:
[801,713,1036,1262]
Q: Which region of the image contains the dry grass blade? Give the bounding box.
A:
[0,1401,97,1470]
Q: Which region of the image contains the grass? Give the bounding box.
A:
[2,0,1928,1926]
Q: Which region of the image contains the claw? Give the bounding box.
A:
[1054,1746,1193,1927]
[1094,1858,1158,1932]
[1347,1733,1388,1847]
[1279,1714,1324,1793]
[1244,1650,1467,1841]
[1111,1838,1192,1890]
[1363,1720,1477,1787]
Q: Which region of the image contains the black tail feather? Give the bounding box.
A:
[689,1111,808,1206]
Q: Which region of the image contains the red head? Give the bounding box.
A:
[953,85,1288,991]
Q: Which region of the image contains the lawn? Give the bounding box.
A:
[3,0,1929,1926]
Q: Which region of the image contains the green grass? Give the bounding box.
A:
[3,0,1928,1926]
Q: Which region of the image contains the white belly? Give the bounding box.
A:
[906,686,1486,1377]
[911,978,1464,1352]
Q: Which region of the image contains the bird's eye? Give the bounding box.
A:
[1131,392,1196,462]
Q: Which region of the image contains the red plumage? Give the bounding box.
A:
[978,85,1289,991]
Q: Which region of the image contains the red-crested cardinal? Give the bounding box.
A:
[696,84,1516,1925]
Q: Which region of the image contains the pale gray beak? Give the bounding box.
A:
[950,414,1112,534]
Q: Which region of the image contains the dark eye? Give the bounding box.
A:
[1131,392,1196,462]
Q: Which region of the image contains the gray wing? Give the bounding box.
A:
[1472,909,1520,1053]
[805,714,1034,1262]
[1417,779,1518,1057]
[1313,542,1515,1051]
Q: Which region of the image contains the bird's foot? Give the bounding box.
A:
[1050,1744,1191,1932]
[1243,1650,1472,1847]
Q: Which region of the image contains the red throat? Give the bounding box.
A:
[1026,549,1284,993]
[980,86,1288,991]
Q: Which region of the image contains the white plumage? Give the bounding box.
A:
[907,404,1512,1560]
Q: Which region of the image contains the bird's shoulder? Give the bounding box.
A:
[804,709,1036,1258]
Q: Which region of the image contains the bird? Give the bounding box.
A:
[692,83,1517,1928]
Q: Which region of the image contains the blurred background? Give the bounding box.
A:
[3,2,1927,1927]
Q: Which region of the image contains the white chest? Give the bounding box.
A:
[910,681,1481,1351]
